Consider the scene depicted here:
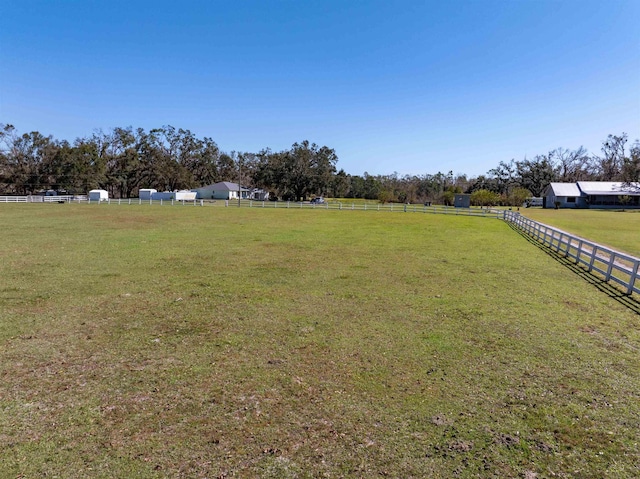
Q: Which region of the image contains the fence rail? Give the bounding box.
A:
[0,195,82,203]
[504,211,639,296]
[0,195,505,216]
[228,200,505,217]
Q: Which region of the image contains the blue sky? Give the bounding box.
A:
[1,0,638,177]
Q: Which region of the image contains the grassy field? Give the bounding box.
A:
[521,208,640,257]
[1,204,639,478]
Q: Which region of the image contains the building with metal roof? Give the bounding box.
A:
[192,182,250,200]
[542,182,640,209]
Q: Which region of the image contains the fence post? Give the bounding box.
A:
[576,240,583,264]
[556,232,563,253]
[628,260,639,295]
[605,253,616,281]
[588,246,597,272]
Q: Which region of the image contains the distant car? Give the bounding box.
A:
[310,197,325,204]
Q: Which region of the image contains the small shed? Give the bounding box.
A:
[149,190,198,201]
[139,188,157,200]
[174,190,197,201]
[454,194,471,208]
[89,189,109,201]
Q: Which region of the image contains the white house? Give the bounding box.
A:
[88,189,109,201]
[192,182,250,200]
[543,182,640,209]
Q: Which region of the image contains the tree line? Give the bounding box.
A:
[1,123,638,204]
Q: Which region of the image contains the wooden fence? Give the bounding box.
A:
[504,211,639,296]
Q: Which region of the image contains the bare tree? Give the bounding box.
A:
[620,140,640,192]
[552,146,591,182]
[593,133,627,180]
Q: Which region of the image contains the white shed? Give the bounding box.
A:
[174,190,197,201]
[89,189,109,201]
[139,188,157,200]
[150,190,198,201]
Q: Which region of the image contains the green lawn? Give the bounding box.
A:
[1,204,639,478]
[521,208,640,257]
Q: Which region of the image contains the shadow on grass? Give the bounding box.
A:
[507,223,640,316]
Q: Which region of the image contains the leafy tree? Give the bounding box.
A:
[347,174,366,198]
[488,160,517,195]
[362,172,381,200]
[442,189,455,206]
[377,189,394,204]
[1,128,57,194]
[254,141,337,201]
[516,155,557,196]
[104,127,142,198]
[470,189,500,207]
[330,169,351,198]
[508,187,532,207]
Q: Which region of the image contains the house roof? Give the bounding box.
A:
[197,182,249,191]
[547,183,582,197]
[577,181,640,196]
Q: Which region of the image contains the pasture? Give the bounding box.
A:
[1,204,639,478]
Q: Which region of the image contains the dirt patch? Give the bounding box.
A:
[495,433,520,448]
[431,414,453,426]
[448,440,473,452]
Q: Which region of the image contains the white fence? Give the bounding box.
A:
[229,200,506,217]
[85,198,204,206]
[0,196,202,206]
[504,211,640,296]
[0,196,504,216]
[0,195,81,203]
